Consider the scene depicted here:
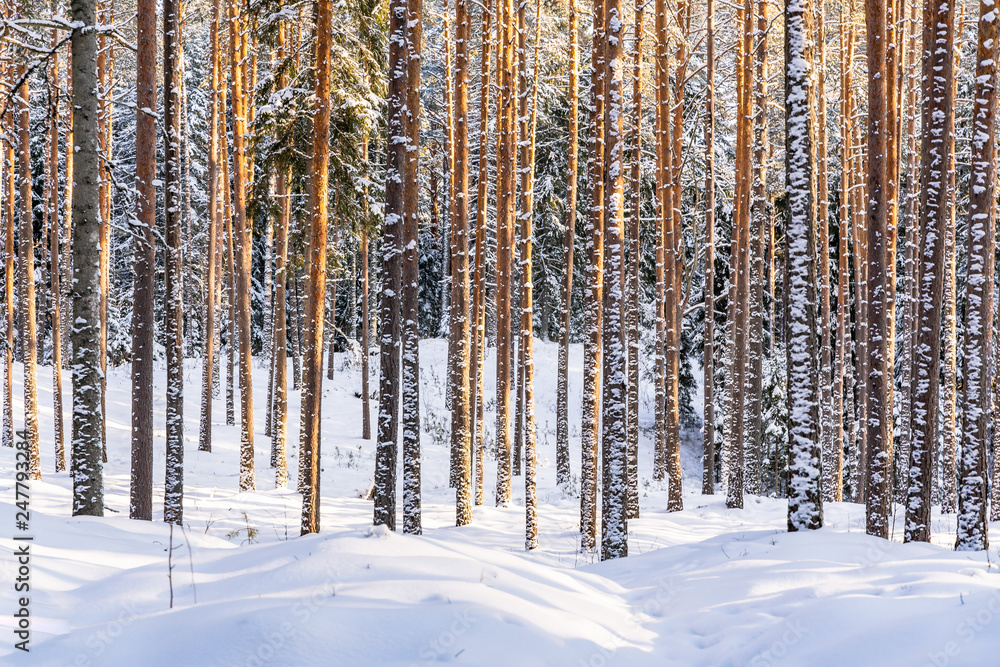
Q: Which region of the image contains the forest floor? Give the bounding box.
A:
[0,339,998,666]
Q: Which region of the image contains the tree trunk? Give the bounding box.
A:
[300,0,333,534]
[163,0,185,524]
[955,0,997,551]
[70,0,105,516]
[16,71,40,481]
[130,0,156,520]
[906,0,955,543]
[451,0,474,526]
[702,0,716,495]
[48,25,65,473]
[470,0,493,505]
[580,0,606,550]
[401,0,424,535]
[229,0,255,493]
[374,0,406,529]
[625,0,642,518]
[200,0,222,454]
[784,0,823,532]
[600,0,628,560]
[495,0,517,510]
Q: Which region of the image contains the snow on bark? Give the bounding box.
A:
[784,0,822,532]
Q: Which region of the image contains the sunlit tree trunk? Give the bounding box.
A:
[556,0,578,488]
[16,71,39,481]
[300,0,333,533]
[200,0,222,454]
[48,22,65,472]
[702,0,716,495]
[470,0,493,504]
[229,0,255,492]
[452,0,474,526]
[580,0,606,550]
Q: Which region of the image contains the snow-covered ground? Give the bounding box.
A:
[1,339,998,666]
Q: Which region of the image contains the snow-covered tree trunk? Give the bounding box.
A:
[906,0,954,543]
[47,28,65,473]
[470,0,492,505]
[600,0,628,560]
[70,0,104,516]
[495,0,517,510]
[956,0,997,552]
[939,27,963,512]
[229,0,255,493]
[815,0,833,504]
[653,0,668,484]
[2,67,12,453]
[401,0,424,535]
[745,0,768,497]
[580,0,605,550]
[130,0,156,520]
[164,0,185,524]
[556,0,578,488]
[784,0,822,532]
[664,0,687,514]
[452,0,474,527]
[625,0,642,519]
[864,0,892,538]
[16,72,39,482]
[898,0,920,504]
[701,0,716,496]
[374,0,407,531]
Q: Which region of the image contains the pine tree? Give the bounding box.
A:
[955,0,997,552]
[164,0,185,525]
[581,0,606,551]
[229,0,255,492]
[130,0,156,521]
[374,0,407,530]
[556,0,578,489]
[701,0,716,495]
[70,0,105,516]
[301,0,334,534]
[17,70,40,482]
[401,0,424,535]
[784,0,823,532]
[600,0,628,560]
[199,0,223,454]
[452,0,474,526]
[47,26,65,473]
[906,0,955,543]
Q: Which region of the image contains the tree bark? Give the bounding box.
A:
[70,0,105,516]
[956,0,997,551]
[301,0,333,534]
[906,0,955,543]
[784,0,823,532]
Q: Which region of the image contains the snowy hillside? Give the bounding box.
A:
[1,340,998,666]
